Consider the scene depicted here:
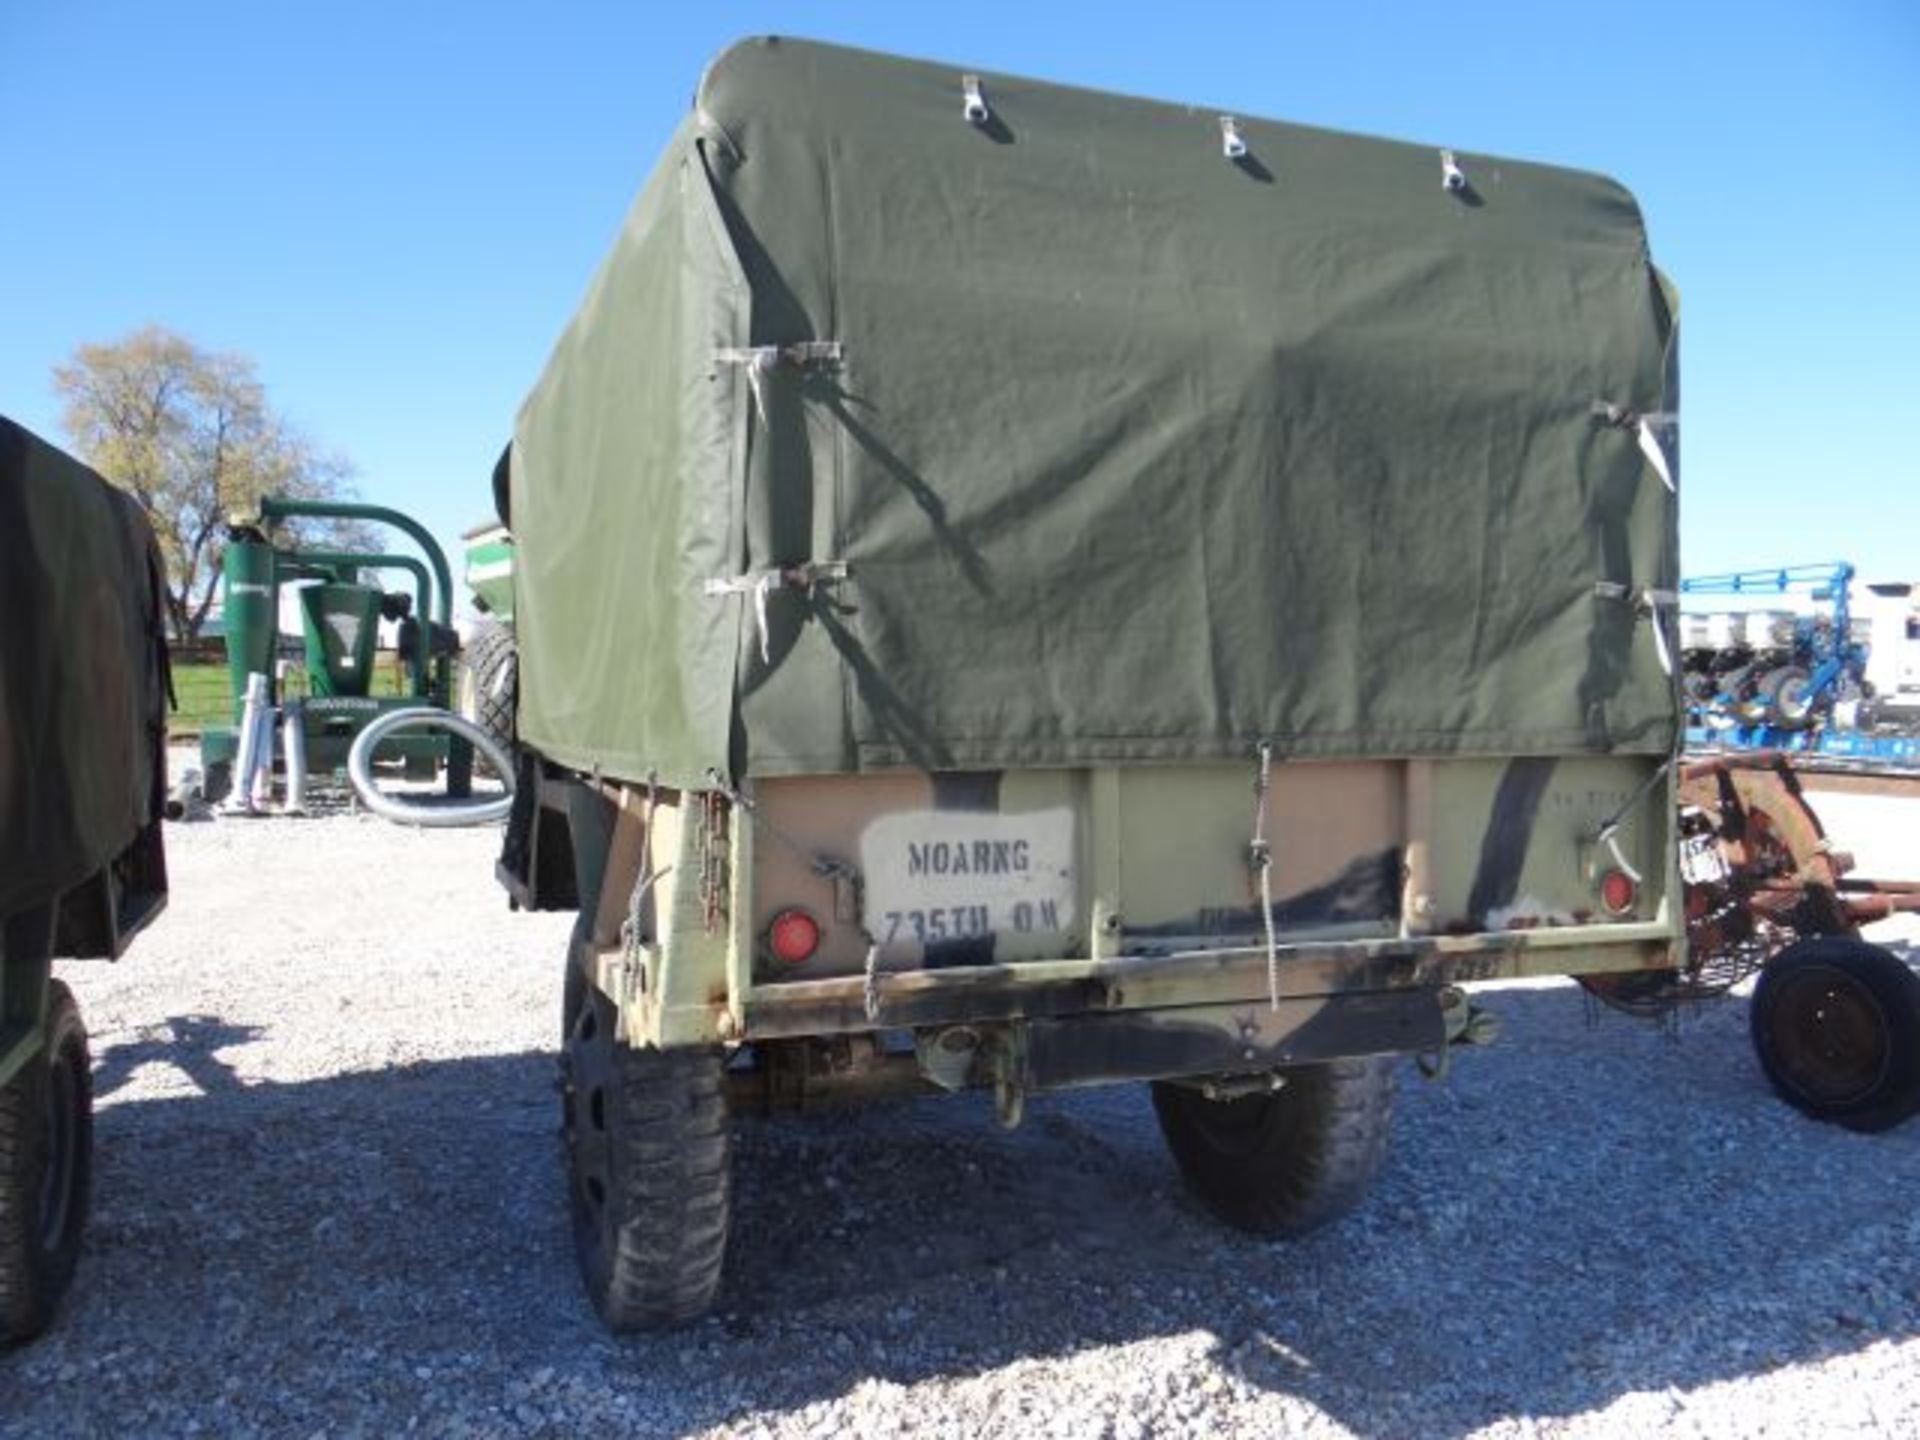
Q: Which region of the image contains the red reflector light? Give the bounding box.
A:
[1599,869,1637,916]
[768,909,821,964]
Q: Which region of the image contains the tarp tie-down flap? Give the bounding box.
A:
[1592,401,1678,494]
[961,74,990,125]
[715,341,847,423]
[1595,582,1680,676]
[704,560,852,664]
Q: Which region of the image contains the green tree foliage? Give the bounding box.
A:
[54,325,369,641]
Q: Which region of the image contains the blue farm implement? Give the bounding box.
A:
[1680,563,1920,769]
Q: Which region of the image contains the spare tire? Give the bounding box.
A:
[1151,1057,1394,1237]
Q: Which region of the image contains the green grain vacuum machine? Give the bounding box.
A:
[199,496,471,803]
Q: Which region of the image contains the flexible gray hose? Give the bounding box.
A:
[282,701,308,815]
[226,672,270,814]
[346,707,515,827]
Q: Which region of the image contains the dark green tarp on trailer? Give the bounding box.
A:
[509,37,1679,787]
[0,418,170,917]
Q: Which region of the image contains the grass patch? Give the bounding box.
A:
[168,654,428,738]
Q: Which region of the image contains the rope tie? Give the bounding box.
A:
[715,342,846,424]
[1591,757,1671,887]
[1250,740,1281,1011]
[702,561,850,665]
[863,941,883,1023]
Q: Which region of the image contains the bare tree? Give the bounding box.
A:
[54,326,368,642]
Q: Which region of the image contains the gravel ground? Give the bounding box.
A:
[3,765,1918,1438]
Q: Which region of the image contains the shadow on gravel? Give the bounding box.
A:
[92,1014,267,1100]
[3,985,1917,1436]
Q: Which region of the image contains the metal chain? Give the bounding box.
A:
[697,791,730,934]
[701,768,864,890]
[1250,740,1281,1011]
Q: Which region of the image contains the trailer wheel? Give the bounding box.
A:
[1151,1057,1394,1237]
[0,981,93,1345]
[1750,938,1920,1133]
[560,987,730,1330]
[460,620,517,749]
[1760,665,1816,729]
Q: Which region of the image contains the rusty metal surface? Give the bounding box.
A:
[741,928,1677,1041]
[1588,751,1920,1016]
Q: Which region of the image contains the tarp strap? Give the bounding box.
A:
[1595,582,1679,676]
[1640,588,1678,677]
[715,342,847,423]
[961,74,990,125]
[1249,740,1281,1011]
[703,561,851,665]
[1592,401,1678,494]
[1219,116,1248,160]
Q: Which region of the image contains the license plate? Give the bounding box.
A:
[859,808,1078,943]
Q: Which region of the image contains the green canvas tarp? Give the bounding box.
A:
[509,37,1679,788]
[0,417,170,918]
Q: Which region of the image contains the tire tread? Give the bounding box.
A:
[1152,1056,1394,1238]
[589,1043,731,1330]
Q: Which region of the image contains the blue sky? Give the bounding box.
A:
[3,2,1915,587]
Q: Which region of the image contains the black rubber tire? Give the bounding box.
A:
[1750,938,1920,1133]
[0,981,93,1346]
[461,620,518,750]
[1725,666,1770,726]
[1761,665,1816,729]
[561,988,730,1331]
[1151,1057,1394,1237]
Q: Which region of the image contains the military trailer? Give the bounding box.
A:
[495,38,1684,1330]
[0,418,170,1343]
